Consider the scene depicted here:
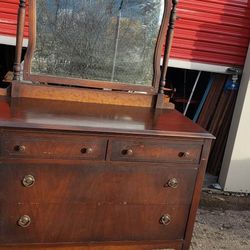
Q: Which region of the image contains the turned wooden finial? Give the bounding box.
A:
[159,0,179,94]
[13,0,26,80]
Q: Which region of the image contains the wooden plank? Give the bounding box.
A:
[11,81,158,108]
[0,240,182,250]
[0,96,214,139]
[0,85,11,96]
[197,74,226,128]
[183,139,212,250]
[207,88,238,175]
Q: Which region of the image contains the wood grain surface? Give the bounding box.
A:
[0,97,214,139]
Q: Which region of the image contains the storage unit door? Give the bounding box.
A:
[0,0,28,45]
[169,0,250,67]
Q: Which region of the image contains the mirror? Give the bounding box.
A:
[30,0,165,87]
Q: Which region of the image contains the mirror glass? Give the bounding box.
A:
[31,0,164,86]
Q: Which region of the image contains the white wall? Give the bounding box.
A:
[219,43,250,193]
[0,35,28,47]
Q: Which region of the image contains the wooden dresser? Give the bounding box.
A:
[1,1,214,249]
[0,97,214,250]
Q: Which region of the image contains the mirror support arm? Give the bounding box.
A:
[156,0,178,109]
[13,0,26,80]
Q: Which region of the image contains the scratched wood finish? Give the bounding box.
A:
[2,130,203,164]
[0,241,182,250]
[0,97,214,139]
[0,97,214,250]
[0,162,197,205]
[2,131,107,160]
[11,82,158,108]
[0,203,189,244]
[109,138,203,164]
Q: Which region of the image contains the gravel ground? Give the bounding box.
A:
[191,209,250,250]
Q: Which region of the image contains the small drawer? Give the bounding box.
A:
[0,203,189,244]
[2,131,107,160]
[110,138,203,164]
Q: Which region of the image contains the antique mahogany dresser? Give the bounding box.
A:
[0,0,214,250]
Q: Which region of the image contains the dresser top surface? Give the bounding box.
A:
[0,97,214,139]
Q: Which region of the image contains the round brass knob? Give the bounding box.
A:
[122,149,133,156]
[178,152,190,158]
[160,214,171,226]
[22,175,35,187]
[14,145,26,152]
[17,215,31,228]
[167,178,178,188]
[81,147,93,154]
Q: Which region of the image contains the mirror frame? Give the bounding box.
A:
[22,0,172,94]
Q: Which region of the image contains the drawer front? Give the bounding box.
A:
[2,131,107,160]
[0,163,197,205]
[0,203,189,243]
[110,138,203,164]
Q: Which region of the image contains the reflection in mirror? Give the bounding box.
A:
[31,0,165,86]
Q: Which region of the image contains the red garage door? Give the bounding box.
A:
[0,0,28,45]
[1,0,250,67]
[170,0,250,67]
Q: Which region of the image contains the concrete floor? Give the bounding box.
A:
[191,209,250,250]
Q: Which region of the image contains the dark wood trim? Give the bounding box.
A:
[22,0,172,94]
[13,0,26,80]
[0,240,183,250]
[182,139,212,250]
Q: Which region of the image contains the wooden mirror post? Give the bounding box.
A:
[13,0,26,81]
[156,0,178,109]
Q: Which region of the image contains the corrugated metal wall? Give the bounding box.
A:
[0,0,28,39]
[0,0,249,67]
[170,0,250,67]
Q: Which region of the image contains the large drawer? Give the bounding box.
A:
[1,131,107,160]
[0,203,189,244]
[0,163,197,205]
[110,138,203,164]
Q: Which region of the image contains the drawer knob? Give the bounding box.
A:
[167,178,178,189]
[22,175,35,187]
[14,145,26,152]
[81,147,93,154]
[160,214,171,226]
[17,215,31,228]
[178,152,190,158]
[122,149,133,156]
